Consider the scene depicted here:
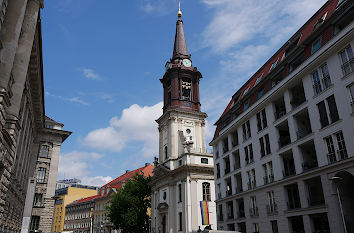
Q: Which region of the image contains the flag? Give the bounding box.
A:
[200,201,210,225]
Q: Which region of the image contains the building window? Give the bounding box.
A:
[178,183,182,202]
[317,95,339,128]
[312,63,332,95]
[256,109,267,131]
[348,83,354,113]
[178,212,183,231]
[242,86,250,97]
[30,216,40,231]
[258,88,264,100]
[202,182,211,201]
[339,45,354,76]
[255,73,263,85]
[36,167,46,183]
[259,134,271,157]
[33,193,43,207]
[216,163,220,179]
[247,169,256,190]
[40,145,49,158]
[271,220,279,233]
[243,99,250,110]
[242,120,251,141]
[201,158,208,164]
[244,144,254,165]
[250,196,258,217]
[253,223,260,233]
[311,37,322,54]
[270,59,278,71]
[263,161,274,184]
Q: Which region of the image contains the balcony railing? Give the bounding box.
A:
[290,96,306,108]
[278,136,291,148]
[224,168,230,175]
[237,210,245,219]
[337,148,348,160]
[249,207,259,217]
[275,110,286,120]
[226,189,232,196]
[296,128,312,140]
[307,197,325,207]
[234,163,241,171]
[287,200,301,210]
[247,181,256,190]
[302,161,318,171]
[283,169,296,178]
[263,174,274,185]
[223,145,229,153]
[266,203,278,215]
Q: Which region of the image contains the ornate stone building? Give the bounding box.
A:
[150,6,217,233]
[0,0,71,232]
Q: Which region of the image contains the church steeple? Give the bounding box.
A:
[172,1,189,61]
[161,2,203,113]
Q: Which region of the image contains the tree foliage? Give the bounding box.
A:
[107,174,152,233]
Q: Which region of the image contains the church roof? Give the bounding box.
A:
[172,11,189,61]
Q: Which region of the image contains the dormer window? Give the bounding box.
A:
[270,58,278,71]
[314,12,327,31]
[244,99,250,111]
[255,73,263,85]
[311,37,322,54]
[242,87,250,98]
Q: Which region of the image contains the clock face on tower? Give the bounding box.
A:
[182,59,192,67]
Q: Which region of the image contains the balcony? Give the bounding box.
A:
[274,97,286,120]
[235,186,243,194]
[290,84,306,109]
[249,207,259,217]
[283,169,296,178]
[226,189,232,196]
[263,174,274,185]
[278,136,291,148]
[218,214,224,221]
[302,161,317,171]
[266,203,278,215]
[307,197,325,207]
[237,210,245,219]
[296,128,312,140]
[217,193,222,199]
[224,168,230,175]
[287,200,301,210]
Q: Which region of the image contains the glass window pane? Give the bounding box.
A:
[346,46,353,59]
[326,95,339,123]
[317,101,329,127]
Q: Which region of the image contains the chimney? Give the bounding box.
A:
[145,163,150,166]
[125,170,129,173]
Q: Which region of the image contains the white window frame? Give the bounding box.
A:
[338,45,354,76]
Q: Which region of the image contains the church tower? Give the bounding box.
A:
[151,4,217,233]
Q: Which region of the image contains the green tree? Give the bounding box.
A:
[107,174,152,233]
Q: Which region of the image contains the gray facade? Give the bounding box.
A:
[210,1,354,233]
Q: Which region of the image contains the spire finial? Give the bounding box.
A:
[178,0,182,17]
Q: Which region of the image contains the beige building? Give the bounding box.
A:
[53,186,98,233]
[26,116,71,233]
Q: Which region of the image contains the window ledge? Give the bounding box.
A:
[257,126,269,135]
[319,119,342,132]
[312,84,334,99]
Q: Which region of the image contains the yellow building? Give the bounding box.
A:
[52,186,98,233]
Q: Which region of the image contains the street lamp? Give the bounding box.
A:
[329,176,347,233]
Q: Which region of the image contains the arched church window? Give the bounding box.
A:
[202,182,211,201]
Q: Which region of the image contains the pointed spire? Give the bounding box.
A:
[172,0,189,61]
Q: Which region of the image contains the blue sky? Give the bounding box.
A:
[42,0,326,186]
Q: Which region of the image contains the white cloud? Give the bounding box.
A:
[45,91,89,106]
[58,151,111,186]
[199,0,327,121]
[82,102,162,157]
[139,0,176,15]
[81,68,101,80]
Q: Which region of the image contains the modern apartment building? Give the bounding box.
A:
[210,0,354,232]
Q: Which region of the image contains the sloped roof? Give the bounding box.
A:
[67,194,99,207]
[95,164,154,200]
[213,0,342,139]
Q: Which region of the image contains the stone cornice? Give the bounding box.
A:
[156,108,207,124]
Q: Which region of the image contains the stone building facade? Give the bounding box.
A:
[0,0,46,232]
[26,117,71,233]
[150,8,217,233]
[210,0,354,232]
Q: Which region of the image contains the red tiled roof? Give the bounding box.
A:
[214,0,341,139]
[68,194,99,206]
[95,164,154,199]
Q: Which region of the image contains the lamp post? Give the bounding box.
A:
[329,176,347,233]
